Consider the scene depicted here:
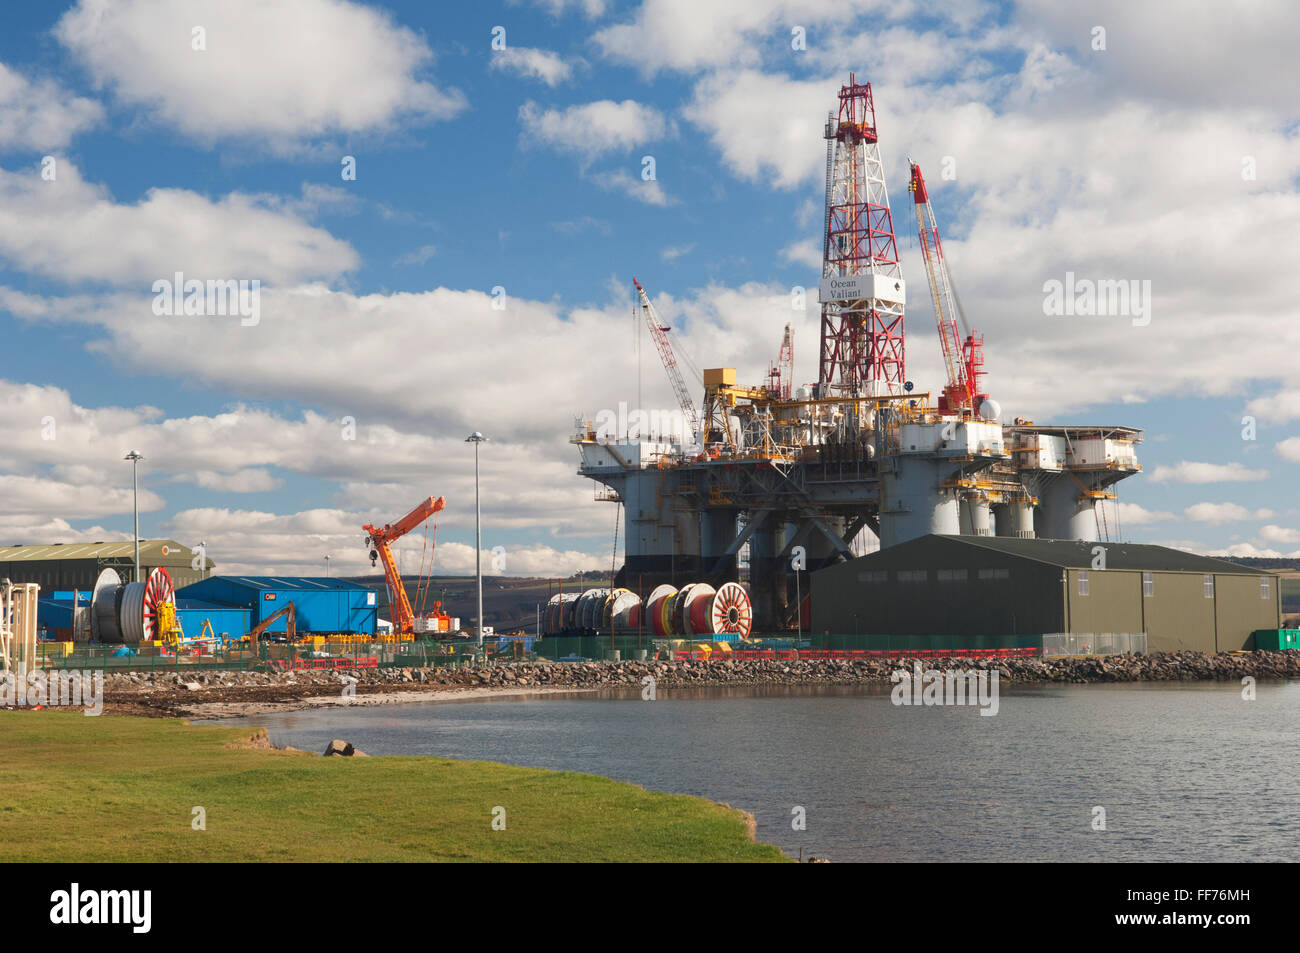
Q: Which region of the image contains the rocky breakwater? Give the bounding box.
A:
[89,649,1300,717]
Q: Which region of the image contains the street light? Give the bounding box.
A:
[465,431,488,646]
[324,554,332,577]
[124,450,144,583]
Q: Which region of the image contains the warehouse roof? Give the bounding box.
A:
[924,535,1270,574]
[0,539,211,566]
[188,576,374,591]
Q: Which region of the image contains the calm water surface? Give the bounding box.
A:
[206,682,1300,862]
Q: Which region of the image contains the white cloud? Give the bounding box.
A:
[684,70,835,189]
[0,473,164,519]
[490,47,573,86]
[519,99,668,158]
[0,62,103,150]
[780,239,822,269]
[591,169,675,206]
[1184,502,1275,524]
[1259,525,1300,544]
[186,469,284,493]
[1114,502,1173,524]
[1149,462,1270,484]
[1246,390,1300,423]
[393,244,438,267]
[55,0,465,151]
[1205,542,1300,559]
[1275,437,1300,462]
[660,243,695,261]
[0,160,357,286]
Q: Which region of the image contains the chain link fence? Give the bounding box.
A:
[1041,633,1147,657]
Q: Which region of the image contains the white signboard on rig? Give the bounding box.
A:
[819,274,906,304]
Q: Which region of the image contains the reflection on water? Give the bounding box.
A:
[204,681,1300,862]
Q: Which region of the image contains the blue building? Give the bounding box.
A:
[176,576,378,635]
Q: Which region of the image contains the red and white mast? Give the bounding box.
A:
[818,74,905,402]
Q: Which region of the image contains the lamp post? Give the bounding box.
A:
[324,554,332,577]
[465,432,488,647]
[124,450,144,583]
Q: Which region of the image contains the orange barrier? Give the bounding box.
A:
[670,646,1040,662]
[274,657,379,671]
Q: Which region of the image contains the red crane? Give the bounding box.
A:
[363,496,446,635]
[634,276,702,442]
[908,161,988,415]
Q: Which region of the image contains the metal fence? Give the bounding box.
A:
[1041,633,1147,657]
[30,637,494,673]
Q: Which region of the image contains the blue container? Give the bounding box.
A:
[177,576,378,635]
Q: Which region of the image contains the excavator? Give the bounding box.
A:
[363,496,446,636]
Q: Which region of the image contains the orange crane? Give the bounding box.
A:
[908,161,988,416]
[363,496,446,635]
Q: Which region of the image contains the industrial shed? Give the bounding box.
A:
[0,539,213,592]
[811,535,1280,653]
[177,576,378,635]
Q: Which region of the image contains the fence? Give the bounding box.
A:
[31,637,492,673]
[1041,633,1147,657]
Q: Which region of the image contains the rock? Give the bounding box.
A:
[183,681,202,692]
[323,739,357,757]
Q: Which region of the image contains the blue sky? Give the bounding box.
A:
[1,0,1298,575]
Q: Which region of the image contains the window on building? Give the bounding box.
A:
[1204,575,1214,599]
[896,570,928,583]
[937,569,968,583]
[1142,572,1154,597]
[1261,577,1270,599]
[977,568,1010,581]
[1078,570,1089,596]
[857,570,887,584]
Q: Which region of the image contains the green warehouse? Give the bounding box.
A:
[811,535,1280,653]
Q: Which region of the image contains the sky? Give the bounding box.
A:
[1,0,1298,578]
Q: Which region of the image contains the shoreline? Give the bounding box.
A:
[51,649,1299,719]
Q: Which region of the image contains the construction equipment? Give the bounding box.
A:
[633,277,702,443]
[765,324,794,400]
[908,161,989,416]
[244,601,296,648]
[363,496,446,636]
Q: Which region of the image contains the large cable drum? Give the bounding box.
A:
[604,589,642,629]
[578,588,609,629]
[90,568,123,643]
[119,567,175,642]
[646,585,676,637]
[709,582,752,636]
[673,584,706,636]
[683,583,717,636]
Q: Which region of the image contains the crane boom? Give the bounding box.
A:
[633,277,702,442]
[908,161,987,415]
[363,496,446,635]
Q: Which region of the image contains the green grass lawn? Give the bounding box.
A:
[0,711,787,862]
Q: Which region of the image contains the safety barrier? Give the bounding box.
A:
[273,657,379,671]
[670,646,1040,661]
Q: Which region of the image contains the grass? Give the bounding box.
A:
[0,711,787,862]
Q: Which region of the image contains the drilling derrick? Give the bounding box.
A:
[819,74,906,409]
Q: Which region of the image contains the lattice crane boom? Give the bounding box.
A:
[634,277,702,442]
[908,161,987,415]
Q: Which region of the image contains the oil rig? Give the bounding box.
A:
[572,74,1142,630]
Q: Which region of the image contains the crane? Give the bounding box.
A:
[633,277,702,443]
[765,323,794,399]
[908,161,988,416]
[363,496,446,635]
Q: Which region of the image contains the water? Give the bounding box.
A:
[206,682,1300,862]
